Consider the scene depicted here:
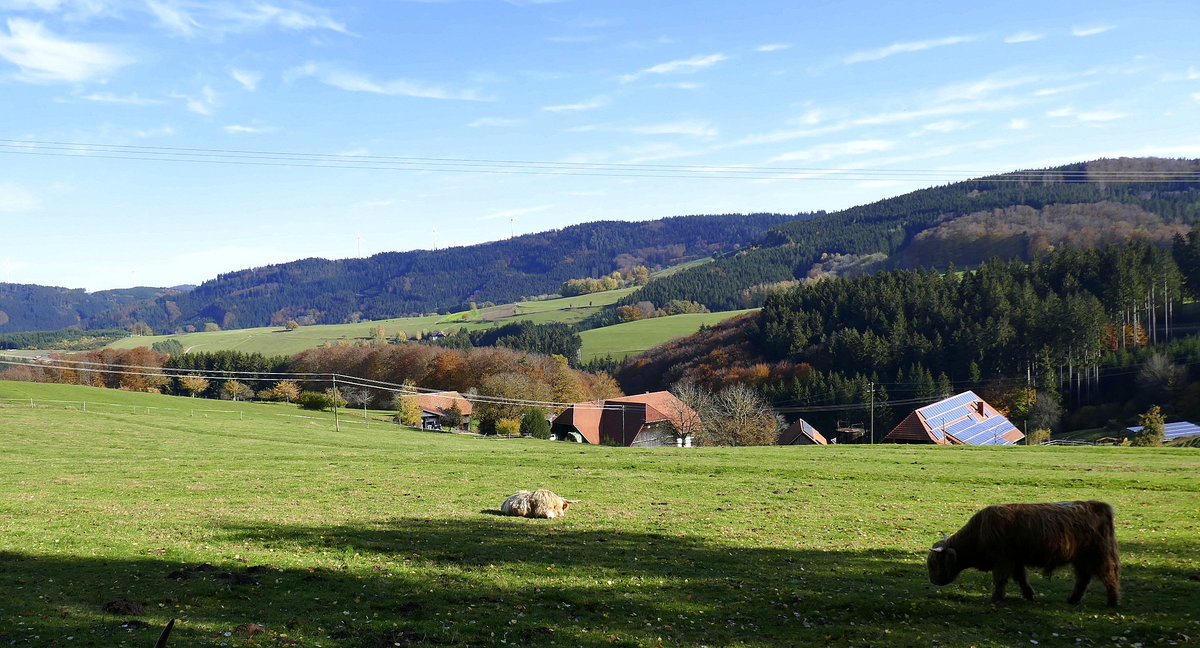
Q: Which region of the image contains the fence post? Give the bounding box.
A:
[29,398,34,408]
[83,401,87,412]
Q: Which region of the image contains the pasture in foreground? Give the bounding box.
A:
[0,381,1197,648]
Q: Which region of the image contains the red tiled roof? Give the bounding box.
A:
[778,418,827,445]
[416,391,473,417]
[552,391,698,446]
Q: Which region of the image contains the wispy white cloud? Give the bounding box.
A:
[82,92,163,105]
[1161,67,1200,82]
[768,139,896,163]
[1072,25,1115,37]
[1008,118,1030,130]
[287,62,486,101]
[619,53,728,83]
[134,125,176,138]
[1004,31,1044,44]
[0,182,40,213]
[935,74,1039,102]
[0,17,130,82]
[1046,105,1127,121]
[146,0,200,36]
[231,68,261,91]
[843,35,974,64]
[223,124,273,134]
[1032,82,1095,96]
[915,119,973,134]
[755,43,791,52]
[629,120,718,137]
[174,85,217,115]
[215,2,350,35]
[655,81,702,90]
[542,95,609,112]
[1193,92,1200,104]
[468,116,524,127]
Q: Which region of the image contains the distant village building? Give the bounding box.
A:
[550,391,698,447]
[884,390,1024,445]
[415,391,472,430]
[777,418,828,445]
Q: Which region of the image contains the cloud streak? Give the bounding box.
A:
[620,53,728,82]
[542,95,609,112]
[1072,25,1115,37]
[288,62,486,101]
[843,35,975,64]
[0,17,130,82]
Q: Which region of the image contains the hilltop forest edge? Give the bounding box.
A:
[5,157,1200,443]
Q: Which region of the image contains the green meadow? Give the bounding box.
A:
[578,309,757,362]
[102,286,754,362]
[1,381,1197,648]
[104,289,641,357]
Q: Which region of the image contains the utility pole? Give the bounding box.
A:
[332,375,341,433]
[869,381,875,444]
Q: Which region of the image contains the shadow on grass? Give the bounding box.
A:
[0,523,1192,648]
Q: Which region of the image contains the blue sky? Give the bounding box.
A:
[1,0,1198,291]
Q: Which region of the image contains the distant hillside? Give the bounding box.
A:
[625,158,1200,311]
[0,213,801,334]
[0,284,186,334]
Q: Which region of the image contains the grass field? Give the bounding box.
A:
[578,309,757,362]
[1,381,1197,648]
[105,289,640,357]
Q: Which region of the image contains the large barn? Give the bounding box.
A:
[550,391,699,447]
[884,390,1024,445]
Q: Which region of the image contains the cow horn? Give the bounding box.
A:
[940,531,949,542]
[930,545,944,552]
[565,499,581,503]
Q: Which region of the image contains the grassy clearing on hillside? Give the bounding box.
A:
[578,309,757,362]
[105,289,638,357]
[1,381,1197,648]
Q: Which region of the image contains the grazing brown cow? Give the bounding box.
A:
[500,489,578,519]
[927,500,1120,606]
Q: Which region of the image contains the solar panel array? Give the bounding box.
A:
[1126,421,1200,440]
[916,390,1020,445]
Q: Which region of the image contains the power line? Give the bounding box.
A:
[3,139,1198,182]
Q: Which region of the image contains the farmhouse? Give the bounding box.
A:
[884,390,1024,445]
[415,390,472,430]
[550,391,698,447]
[777,418,828,445]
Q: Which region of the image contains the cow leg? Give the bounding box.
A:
[1012,564,1035,601]
[1099,561,1121,607]
[1067,564,1092,605]
[991,567,1010,602]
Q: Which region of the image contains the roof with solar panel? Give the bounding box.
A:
[1126,421,1200,441]
[884,390,1024,445]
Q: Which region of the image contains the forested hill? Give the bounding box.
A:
[0,284,187,334]
[624,158,1200,311]
[0,213,802,334]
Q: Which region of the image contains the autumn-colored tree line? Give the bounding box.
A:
[1,343,622,417]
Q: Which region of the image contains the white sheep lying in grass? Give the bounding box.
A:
[501,489,579,519]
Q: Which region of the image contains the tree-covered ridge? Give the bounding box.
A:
[166,213,797,331]
[625,158,1200,311]
[0,283,187,335]
[617,238,1191,434]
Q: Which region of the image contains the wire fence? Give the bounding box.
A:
[0,397,387,426]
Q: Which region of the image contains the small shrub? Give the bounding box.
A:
[496,417,521,437]
[297,391,333,411]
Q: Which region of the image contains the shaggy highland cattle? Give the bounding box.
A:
[928,500,1120,606]
[500,489,578,519]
